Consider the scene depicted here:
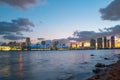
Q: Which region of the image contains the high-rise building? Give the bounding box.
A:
[107,40,110,48]
[82,42,84,48]
[8,41,17,47]
[70,43,72,48]
[104,37,107,49]
[97,38,103,49]
[26,37,31,46]
[111,36,115,49]
[90,39,96,49]
[76,44,78,48]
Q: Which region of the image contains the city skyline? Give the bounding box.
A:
[0,0,120,43]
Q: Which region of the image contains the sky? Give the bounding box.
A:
[0,0,120,42]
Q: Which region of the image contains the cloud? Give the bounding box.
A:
[0,0,47,10]
[0,18,34,35]
[68,25,120,41]
[0,0,37,9]
[37,38,70,45]
[53,39,70,44]
[3,34,26,40]
[39,0,47,5]
[100,0,120,21]
[105,25,120,35]
[12,18,35,27]
[0,18,34,40]
[37,38,45,40]
[68,31,98,41]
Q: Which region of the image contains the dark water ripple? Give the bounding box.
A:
[0,50,120,80]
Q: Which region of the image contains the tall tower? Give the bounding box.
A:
[26,37,31,46]
[76,43,78,48]
[107,40,110,48]
[70,43,72,48]
[111,36,115,49]
[97,38,103,49]
[104,36,107,49]
[90,39,96,49]
[82,42,84,48]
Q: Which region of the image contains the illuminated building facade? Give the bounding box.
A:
[107,40,110,48]
[82,42,84,48]
[69,35,120,49]
[90,39,96,49]
[104,37,107,49]
[97,38,103,49]
[114,35,120,48]
[111,36,115,49]
[26,37,31,46]
[1,35,120,51]
[0,46,11,51]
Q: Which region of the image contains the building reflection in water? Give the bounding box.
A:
[0,53,10,77]
[18,52,24,77]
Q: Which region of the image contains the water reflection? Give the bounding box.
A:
[0,53,10,78]
[0,52,25,79]
[0,50,120,80]
[18,52,24,77]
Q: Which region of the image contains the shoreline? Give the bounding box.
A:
[0,50,120,80]
[0,48,120,52]
[87,55,120,80]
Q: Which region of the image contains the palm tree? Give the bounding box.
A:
[52,41,59,50]
[41,41,46,45]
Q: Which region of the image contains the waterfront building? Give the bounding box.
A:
[97,38,103,49]
[90,39,96,49]
[0,46,11,51]
[8,41,17,47]
[69,42,77,48]
[25,37,31,50]
[114,35,120,48]
[107,40,110,48]
[104,37,107,49]
[111,36,115,49]
[76,44,78,48]
[57,44,69,49]
[82,42,84,48]
[26,37,31,46]
[70,43,72,48]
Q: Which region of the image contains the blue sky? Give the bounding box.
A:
[0,0,120,42]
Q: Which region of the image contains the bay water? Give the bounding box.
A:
[0,50,120,80]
